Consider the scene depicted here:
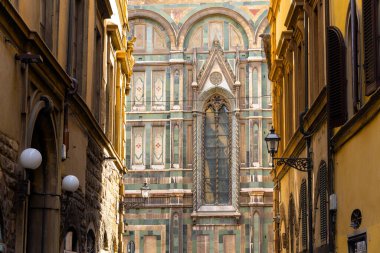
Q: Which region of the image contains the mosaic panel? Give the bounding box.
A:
[143,236,157,253]
[153,28,166,49]
[196,235,209,253]
[152,126,165,166]
[134,24,146,49]
[209,22,223,47]
[152,71,165,109]
[132,127,144,167]
[133,72,145,107]
[223,235,236,253]
[188,26,203,49]
[229,25,243,50]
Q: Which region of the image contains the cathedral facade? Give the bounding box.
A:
[123,1,273,252]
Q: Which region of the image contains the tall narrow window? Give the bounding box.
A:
[40,0,53,49]
[93,28,103,122]
[363,0,380,94]
[319,162,328,244]
[289,196,296,253]
[173,124,180,166]
[203,96,231,205]
[71,0,85,95]
[253,68,259,105]
[300,181,307,251]
[86,230,96,253]
[64,230,78,252]
[253,212,260,253]
[252,123,259,165]
[327,26,347,127]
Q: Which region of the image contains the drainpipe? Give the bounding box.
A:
[299,7,314,253]
[63,0,75,159]
[325,0,336,251]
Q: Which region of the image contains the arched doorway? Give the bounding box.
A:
[26,109,59,253]
[86,229,96,253]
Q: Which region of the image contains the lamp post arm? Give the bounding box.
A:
[274,157,311,172]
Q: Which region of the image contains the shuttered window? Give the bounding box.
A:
[300,181,307,250]
[327,26,347,128]
[319,162,328,244]
[363,0,380,95]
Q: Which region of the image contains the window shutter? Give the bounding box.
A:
[319,162,328,244]
[363,0,378,95]
[301,181,307,250]
[327,27,347,128]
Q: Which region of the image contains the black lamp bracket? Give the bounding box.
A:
[274,157,311,172]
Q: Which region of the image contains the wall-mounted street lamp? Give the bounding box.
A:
[62,175,80,193]
[265,127,313,253]
[121,183,151,210]
[19,148,43,170]
[18,148,80,196]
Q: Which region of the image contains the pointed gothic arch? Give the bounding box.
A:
[128,9,176,50]
[178,7,254,49]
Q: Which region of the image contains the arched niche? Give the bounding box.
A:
[178,7,255,49]
[254,17,269,48]
[86,229,96,253]
[63,228,78,252]
[26,96,59,253]
[129,9,176,50]
[183,15,248,51]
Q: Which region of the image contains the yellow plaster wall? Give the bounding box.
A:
[61,116,88,191]
[329,0,363,38]
[274,0,291,51]
[57,1,70,68]
[0,39,23,140]
[334,113,380,252]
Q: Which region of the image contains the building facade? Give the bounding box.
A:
[267,0,380,252]
[267,0,329,252]
[123,1,273,252]
[0,0,134,252]
[329,0,380,252]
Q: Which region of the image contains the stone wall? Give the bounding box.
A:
[0,131,19,253]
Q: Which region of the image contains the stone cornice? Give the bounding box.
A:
[276,30,293,58]
[106,20,123,50]
[96,0,113,19]
[284,0,304,30]
[269,59,284,82]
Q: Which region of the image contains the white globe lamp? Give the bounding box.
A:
[62,175,80,192]
[19,148,42,169]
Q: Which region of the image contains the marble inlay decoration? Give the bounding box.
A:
[132,127,144,167]
[209,22,223,48]
[229,25,243,50]
[134,24,146,49]
[153,28,166,49]
[133,72,145,107]
[152,71,165,109]
[210,71,223,86]
[152,126,164,166]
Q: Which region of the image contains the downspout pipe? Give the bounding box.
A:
[63,0,76,159]
[299,7,313,253]
[326,0,336,251]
